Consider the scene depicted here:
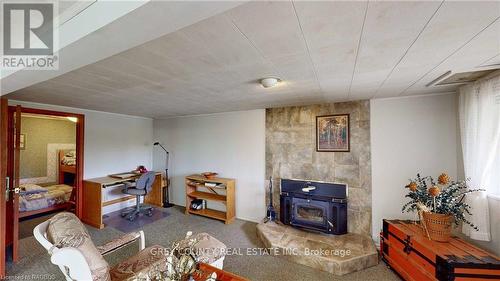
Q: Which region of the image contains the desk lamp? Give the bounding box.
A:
[154,142,173,208]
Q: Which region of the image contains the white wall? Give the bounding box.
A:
[153,110,266,223]
[371,93,460,242]
[8,101,154,179]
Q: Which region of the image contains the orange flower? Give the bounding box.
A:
[428,186,440,197]
[407,182,417,192]
[438,173,450,185]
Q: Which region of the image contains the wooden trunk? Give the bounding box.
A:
[381,219,500,281]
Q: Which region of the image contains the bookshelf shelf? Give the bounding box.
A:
[185,174,235,224]
[187,191,226,202]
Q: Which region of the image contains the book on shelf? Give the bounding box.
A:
[204,182,226,189]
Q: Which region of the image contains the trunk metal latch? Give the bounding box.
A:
[403,235,412,254]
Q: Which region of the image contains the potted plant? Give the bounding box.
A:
[402,173,483,242]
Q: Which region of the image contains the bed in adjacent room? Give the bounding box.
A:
[18,183,74,218]
[59,150,76,184]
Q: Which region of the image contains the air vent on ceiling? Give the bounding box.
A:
[427,67,500,87]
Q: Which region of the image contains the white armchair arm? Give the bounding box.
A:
[97,230,145,256]
[51,248,92,281]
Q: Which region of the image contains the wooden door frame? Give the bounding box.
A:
[0,98,8,277]
[12,106,20,262]
[7,106,85,218]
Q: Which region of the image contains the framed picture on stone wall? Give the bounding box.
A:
[316,114,350,152]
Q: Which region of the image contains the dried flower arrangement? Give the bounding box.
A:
[146,232,217,281]
[402,173,484,241]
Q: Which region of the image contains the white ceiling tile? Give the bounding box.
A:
[6,1,498,117]
[294,1,367,97]
[403,19,500,96]
[480,53,500,67]
[119,47,194,80]
[92,56,173,84]
[271,53,316,81]
[181,14,265,68]
[309,45,359,96]
[376,1,500,98]
[228,1,307,59]
[293,1,367,51]
[349,1,441,99]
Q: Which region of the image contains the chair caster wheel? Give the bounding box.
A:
[121,213,127,217]
[147,211,153,217]
[128,216,134,221]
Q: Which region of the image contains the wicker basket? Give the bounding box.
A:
[421,212,453,242]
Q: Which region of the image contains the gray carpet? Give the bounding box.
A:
[103,208,170,233]
[7,206,400,281]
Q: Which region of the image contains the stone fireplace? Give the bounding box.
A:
[280,179,347,235]
[266,100,371,235]
[259,101,377,276]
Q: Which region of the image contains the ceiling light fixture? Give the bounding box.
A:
[260,77,280,88]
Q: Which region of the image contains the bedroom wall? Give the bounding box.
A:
[9,101,153,179]
[153,110,266,223]
[370,93,460,243]
[20,116,76,180]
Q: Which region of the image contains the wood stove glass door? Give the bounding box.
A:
[291,198,328,230]
[296,205,324,223]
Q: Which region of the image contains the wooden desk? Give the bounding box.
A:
[82,172,163,229]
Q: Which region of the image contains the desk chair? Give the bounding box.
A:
[121,171,156,221]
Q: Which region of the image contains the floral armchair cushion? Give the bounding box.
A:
[110,245,166,281]
[47,212,111,281]
[177,233,227,264]
[97,231,142,256]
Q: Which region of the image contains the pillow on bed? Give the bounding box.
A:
[65,150,76,158]
[20,184,47,194]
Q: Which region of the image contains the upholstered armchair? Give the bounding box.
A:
[33,212,166,281]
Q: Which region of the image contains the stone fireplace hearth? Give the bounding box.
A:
[256,222,378,276]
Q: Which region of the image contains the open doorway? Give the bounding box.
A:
[17,113,77,235]
[4,106,84,263]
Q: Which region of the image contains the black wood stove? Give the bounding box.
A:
[280,178,347,235]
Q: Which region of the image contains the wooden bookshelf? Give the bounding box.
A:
[187,191,226,202]
[188,209,226,221]
[185,174,235,224]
